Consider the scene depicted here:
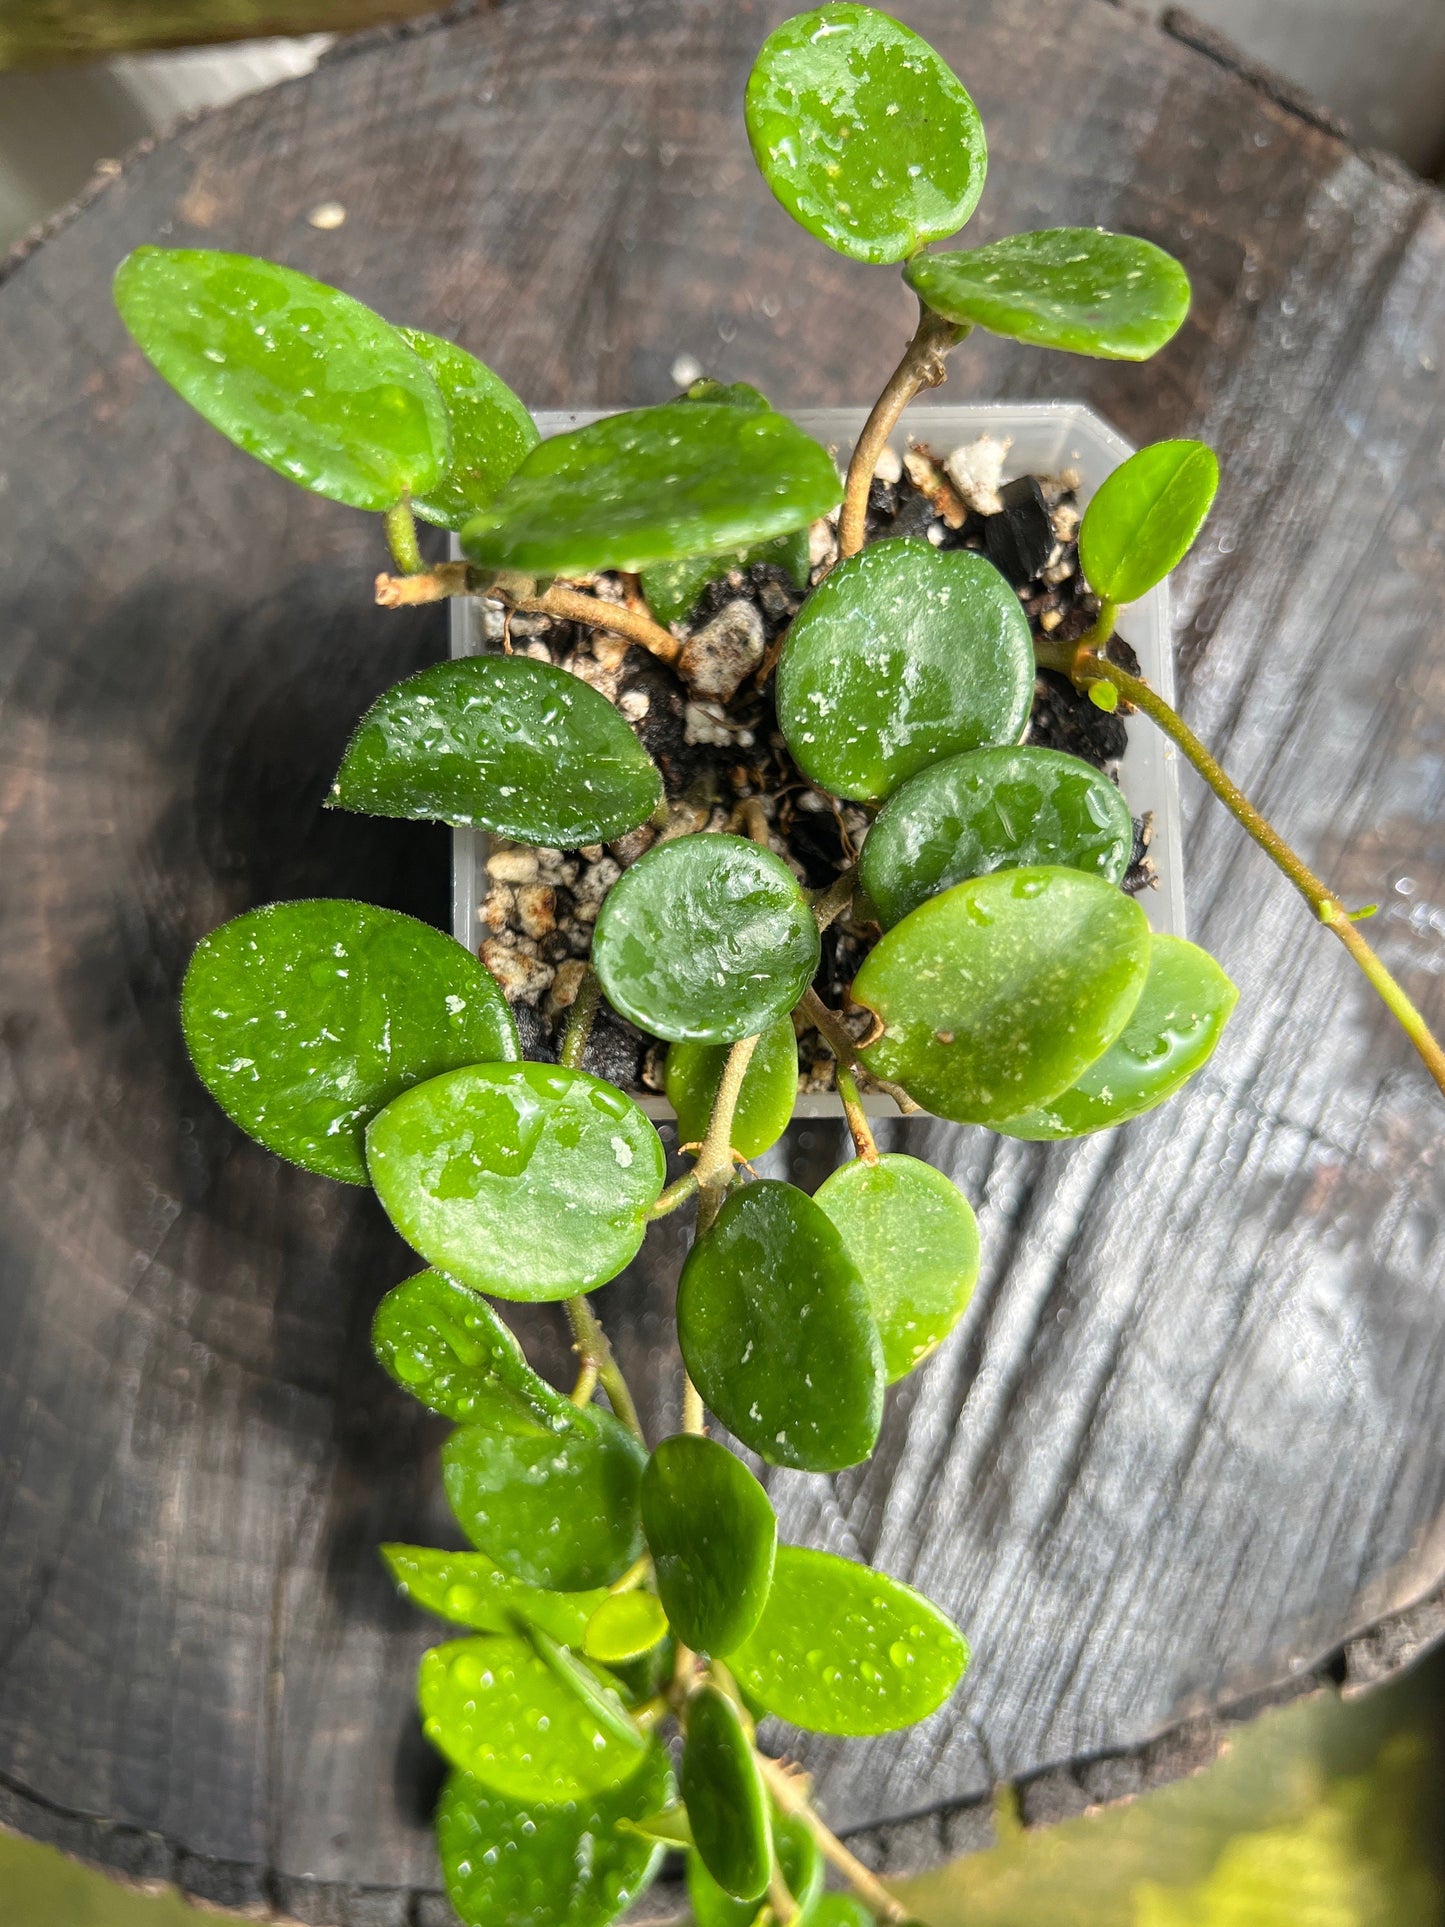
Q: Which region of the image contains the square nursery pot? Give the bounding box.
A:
[451,401,1186,1119]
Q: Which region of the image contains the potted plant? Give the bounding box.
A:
[110,5,1445,1923]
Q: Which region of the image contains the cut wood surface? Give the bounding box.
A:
[1,0,1443,1919]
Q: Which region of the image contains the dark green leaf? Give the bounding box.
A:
[683,1686,771,1902]
[858,745,1135,927]
[113,247,449,510]
[181,899,517,1184]
[366,1063,666,1299]
[677,1180,884,1471]
[372,1270,566,1423]
[642,526,811,628]
[329,654,663,846]
[906,228,1190,360]
[396,327,538,530]
[729,1545,968,1736]
[460,402,842,575]
[776,540,1034,803]
[855,867,1151,1124]
[813,1154,979,1381]
[664,1017,799,1158]
[584,1592,670,1665]
[592,835,820,1045]
[1078,440,1220,605]
[687,1810,824,1927]
[381,1544,609,1643]
[995,935,1238,1138]
[443,1404,646,1591]
[641,1434,777,1655]
[437,1751,671,1927]
[745,4,987,265]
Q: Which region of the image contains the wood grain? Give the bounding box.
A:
[1,0,1443,1917]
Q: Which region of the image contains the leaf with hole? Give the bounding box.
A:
[372,1270,565,1424]
[382,1545,611,1644]
[113,247,449,509]
[687,1809,824,1927]
[592,836,820,1045]
[330,654,663,846]
[584,1592,669,1666]
[682,1686,771,1901]
[746,4,987,265]
[396,327,538,530]
[641,1434,777,1655]
[856,867,1151,1124]
[677,1181,883,1471]
[859,745,1135,927]
[181,900,517,1184]
[776,540,1034,803]
[366,1062,665,1299]
[665,1017,799,1159]
[1079,439,1220,604]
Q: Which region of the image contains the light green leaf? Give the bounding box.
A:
[1079,440,1220,605]
[687,1809,824,1927]
[396,327,538,529]
[617,1803,694,1848]
[641,1434,777,1655]
[584,1592,670,1666]
[683,1685,771,1902]
[372,1270,566,1423]
[664,1017,799,1158]
[381,1544,610,1643]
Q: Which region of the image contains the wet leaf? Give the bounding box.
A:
[814,1154,979,1380]
[856,867,1151,1124]
[683,1685,771,1901]
[181,899,517,1185]
[592,835,820,1045]
[461,402,841,575]
[330,655,663,846]
[676,1180,884,1471]
[858,745,1134,927]
[906,228,1190,360]
[381,1544,609,1644]
[776,539,1034,803]
[996,935,1238,1138]
[1079,439,1219,605]
[641,1434,777,1655]
[729,1545,968,1736]
[113,247,449,510]
[372,1269,566,1423]
[584,1592,670,1665]
[687,1809,824,1927]
[745,4,987,265]
[397,327,538,529]
[642,526,811,627]
[665,1017,799,1158]
[366,1062,666,1299]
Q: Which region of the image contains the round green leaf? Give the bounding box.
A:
[995,935,1238,1139]
[584,1592,669,1665]
[461,402,842,576]
[181,900,517,1185]
[859,745,1135,927]
[640,1435,778,1655]
[776,540,1034,803]
[677,1180,884,1471]
[420,1635,646,1802]
[729,1545,967,1737]
[683,1686,771,1902]
[1079,439,1220,605]
[443,1404,646,1592]
[397,327,538,530]
[329,654,663,846]
[856,867,1151,1124]
[687,1810,824,1927]
[642,526,811,628]
[437,1751,671,1927]
[905,229,1190,360]
[382,1544,609,1644]
[745,4,987,266]
[665,1017,799,1158]
[813,1154,979,1381]
[592,836,820,1045]
[365,1062,666,1300]
[113,247,449,510]
[371,1270,564,1424]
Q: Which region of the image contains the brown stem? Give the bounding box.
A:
[837,305,968,559]
[755,1753,909,1925]
[374,560,471,606]
[522,585,681,666]
[801,987,921,1116]
[810,865,858,932]
[564,1295,646,1443]
[835,1062,879,1164]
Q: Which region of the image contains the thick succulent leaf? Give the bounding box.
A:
[664,1017,799,1158]
[397,327,538,529]
[906,228,1190,360]
[776,539,1034,803]
[642,526,811,628]
[442,1404,646,1591]
[996,935,1238,1139]
[641,1434,777,1655]
[814,1154,979,1381]
[381,1544,609,1643]
[592,835,820,1045]
[436,1751,671,1927]
[745,4,987,265]
[329,654,663,845]
[420,1635,646,1802]
[181,899,517,1184]
[584,1592,670,1665]
[461,402,842,575]
[372,1269,566,1423]
[683,1686,771,1902]
[728,1546,968,1736]
[687,1810,824,1927]
[855,867,1151,1124]
[1079,439,1220,605]
[366,1063,666,1299]
[859,745,1134,927]
[677,1181,884,1471]
[113,247,449,510]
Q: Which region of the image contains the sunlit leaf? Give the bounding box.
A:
[641,1434,777,1655]
[381,1544,609,1644]
[683,1685,771,1901]
[397,327,538,530]
[664,1017,799,1158]
[687,1809,824,1927]
[584,1592,670,1665]
[1078,439,1219,604]
[372,1269,565,1423]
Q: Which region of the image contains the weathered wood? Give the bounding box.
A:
[0,0,1443,1918]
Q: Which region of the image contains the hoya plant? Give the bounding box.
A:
[114,5,1445,1924]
